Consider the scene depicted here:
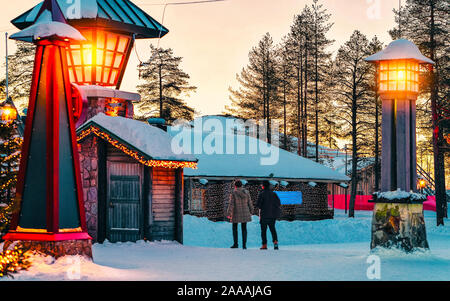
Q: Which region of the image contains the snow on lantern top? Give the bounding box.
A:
[365,39,435,94]
[11,0,169,88]
[10,0,85,43]
[365,39,434,64]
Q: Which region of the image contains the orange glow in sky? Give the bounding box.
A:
[1,0,400,115]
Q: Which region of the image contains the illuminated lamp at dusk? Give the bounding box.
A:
[66,30,132,87]
[11,0,169,90]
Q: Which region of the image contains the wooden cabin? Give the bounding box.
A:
[77,113,197,243]
[167,115,349,221]
[185,178,334,221]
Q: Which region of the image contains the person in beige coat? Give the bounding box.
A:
[227,180,254,249]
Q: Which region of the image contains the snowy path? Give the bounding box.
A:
[3,210,450,281]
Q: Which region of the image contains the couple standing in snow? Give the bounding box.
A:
[227,180,281,250]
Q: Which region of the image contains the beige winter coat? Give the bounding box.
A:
[227,188,254,223]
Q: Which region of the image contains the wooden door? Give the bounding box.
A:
[107,162,143,242]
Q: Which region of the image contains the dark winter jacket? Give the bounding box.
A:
[256,189,281,219]
[227,188,254,224]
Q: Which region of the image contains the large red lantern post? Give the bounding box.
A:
[2,0,92,258]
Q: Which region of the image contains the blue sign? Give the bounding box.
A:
[275,191,303,205]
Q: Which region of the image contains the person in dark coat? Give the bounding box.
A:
[227,180,254,249]
[256,180,281,250]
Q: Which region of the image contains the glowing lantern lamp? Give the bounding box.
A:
[365,39,435,193]
[2,0,92,258]
[366,40,434,252]
[12,0,169,90]
[0,103,17,123]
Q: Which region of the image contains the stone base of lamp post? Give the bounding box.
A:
[370,191,429,252]
[3,240,93,259]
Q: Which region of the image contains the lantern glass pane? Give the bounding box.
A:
[83,48,92,65]
[66,29,131,86]
[389,71,397,81]
[389,81,396,91]
[72,50,81,65]
[69,69,75,83]
[110,70,118,84]
[97,32,106,48]
[105,51,114,67]
[96,50,104,65]
[104,68,111,82]
[114,54,124,68]
[75,67,83,81]
[377,60,422,93]
[117,37,128,53]
[96,66,102,82]
[106,35,117,51]
[84,66,92,82]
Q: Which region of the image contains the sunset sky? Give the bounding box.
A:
[0,0,400,115]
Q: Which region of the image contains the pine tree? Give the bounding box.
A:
[137,45,197,122]
[277,38,294,150]
[0,101,22,234]
[285,8,314,157]
[333,31,373,218]
[311,0,334,162]
[390,0,449,225]
[367,36,384,192]
[227,33,281,140]
[1,42,35,105]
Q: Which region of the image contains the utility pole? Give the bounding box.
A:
[5,32,9,100]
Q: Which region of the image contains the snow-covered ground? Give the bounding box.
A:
[2,210,449,281]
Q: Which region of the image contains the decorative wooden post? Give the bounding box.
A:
[2,0,92,258]
[365,39,435,252]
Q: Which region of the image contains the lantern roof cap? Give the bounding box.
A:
[10,0,85,43]
[11,21,86,43]
[11,0,168,39]
[365,39,435,65]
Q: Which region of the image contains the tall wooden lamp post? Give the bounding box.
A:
[2,0,93,258]
[365,39,435,252]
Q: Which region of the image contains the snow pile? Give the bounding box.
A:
[374,189,427,202]
[184,211,372,248]
[2,209,449,281]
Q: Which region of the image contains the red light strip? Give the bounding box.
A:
[77,126,197,169]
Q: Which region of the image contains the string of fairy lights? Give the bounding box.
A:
[77,126,198,169]
[0,245,31,278]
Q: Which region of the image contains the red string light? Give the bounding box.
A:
[77,126,197,169]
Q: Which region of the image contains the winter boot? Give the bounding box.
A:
[230,244,238,249]
[260,244,268,250]
[274,241,279,250]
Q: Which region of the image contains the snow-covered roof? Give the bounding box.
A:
[11,21,85,42]
[78,114,197,163]
[12,0,169,39]
[168,126,349,183]
[365,39,435,64]
[11,0,86,42]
